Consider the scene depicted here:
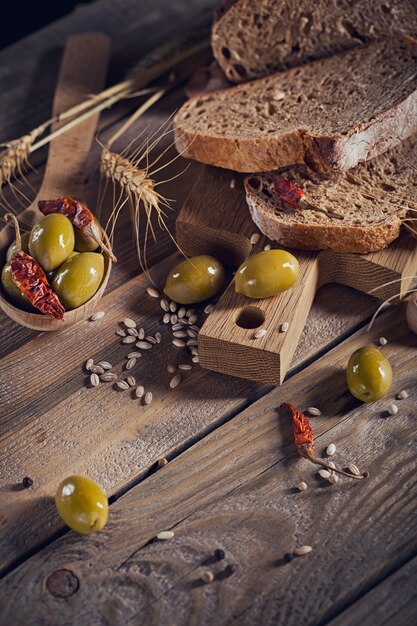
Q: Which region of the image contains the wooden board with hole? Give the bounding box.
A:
[176,166,417,384]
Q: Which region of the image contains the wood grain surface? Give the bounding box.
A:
[1,310,416,625]
[0,0,416,625]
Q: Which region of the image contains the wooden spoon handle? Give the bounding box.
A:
[39,32,110,200]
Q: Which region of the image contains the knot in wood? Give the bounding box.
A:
[45,568,79,598]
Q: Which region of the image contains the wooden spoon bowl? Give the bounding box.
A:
[0,233,112,331]
[0,33,111,332]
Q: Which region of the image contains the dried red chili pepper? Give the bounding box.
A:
[273,176,344,220]
[38,196,116,261]
[280,402,368,480]
[5,214,65,320]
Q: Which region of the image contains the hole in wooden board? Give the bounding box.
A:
[235,307,265,329]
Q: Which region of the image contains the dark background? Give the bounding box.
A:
[0,1,95,50]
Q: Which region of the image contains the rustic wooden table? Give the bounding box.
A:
[0,1,416,625]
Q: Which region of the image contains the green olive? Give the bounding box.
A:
[74,215,102,252]
[52,252,104,310]
[1,261,35,311]
[164,255,225,304]
[29,214,75,272]
[346,345,393,402]
[6,232,30,261]
[235,249,299,298]
[55,475,108,534]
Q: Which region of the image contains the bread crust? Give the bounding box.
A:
[175,88,417,173]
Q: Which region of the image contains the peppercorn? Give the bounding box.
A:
[214,548,225,560]
[283,552,294,563]
[22,476,33,489]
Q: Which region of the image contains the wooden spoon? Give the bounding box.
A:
[0,33,111,330]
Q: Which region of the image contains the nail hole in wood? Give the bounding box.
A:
[235,307,265,329]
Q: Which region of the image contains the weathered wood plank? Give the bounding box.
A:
[326,555,417,626]
[0,309,415,625]
[0,242,375,574]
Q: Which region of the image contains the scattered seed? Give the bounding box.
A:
[155,332,162,344]
[138,327,145,340]
[127,328,139,337]
[327,461,336,470]
[326,443,336,456]
[187,329,198,338]
[136,341,153,350]
[127,376,136,387]
[172,322,185,331]
[127,352,141,359]
[169,301,177,313]
[263,244,271,251]
[307,407,321,416]
[348,463,361,476]
[167,364,177,374]
[379,337,388,346]
[398,390,409,399]
[145,336,157,345]
[123,336,136,344]
[90,373,100,387]
[147,286,159,298]
[90,311,105,321]
[204,303,215,315]
[126,358,137,370]
[388,404,398,415]
[160,298,170,312]
[144,392,153,405]
[319,469,331,479]
[173,330,188,338]
[98,361,112,370]
[187,339,198,347]
[280,322,289,333]
[135,385,145,398]
[170,374,182,389]
[230,178,236,189]
[157,457,169,468]
[90,365,105,375]
[178,364,192,371]
[186,308,195,317]
[283,552,294,563]
[201,571,214,584]
[214,548,225,560]
[328,473,339,485]
[124,318,136,329]
[294,545,313,556]
[189,324,200,333]
[188,314,198,325]
[100,372,117,382]
[173,338,186,348]
[190,347,199,356]
[170,314,178,325]
[163,313,170,324]
[254,328,267,339]
[156,530,174,540]
[116,329,126,337]
[298,481,308,491]
[192,356,200,363]
[178,307,186,318]
[85,358,94,371]
[250,232,261,245]
[116,380,130,390]
[22,476,33,489]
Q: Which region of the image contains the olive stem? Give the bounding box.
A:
[5,213,21,251]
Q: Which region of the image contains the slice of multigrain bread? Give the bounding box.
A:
[212,0,417,83]
[244,134,417,254]
[174,38,417,174]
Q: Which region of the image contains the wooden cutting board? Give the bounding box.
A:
[176,166,417,384]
